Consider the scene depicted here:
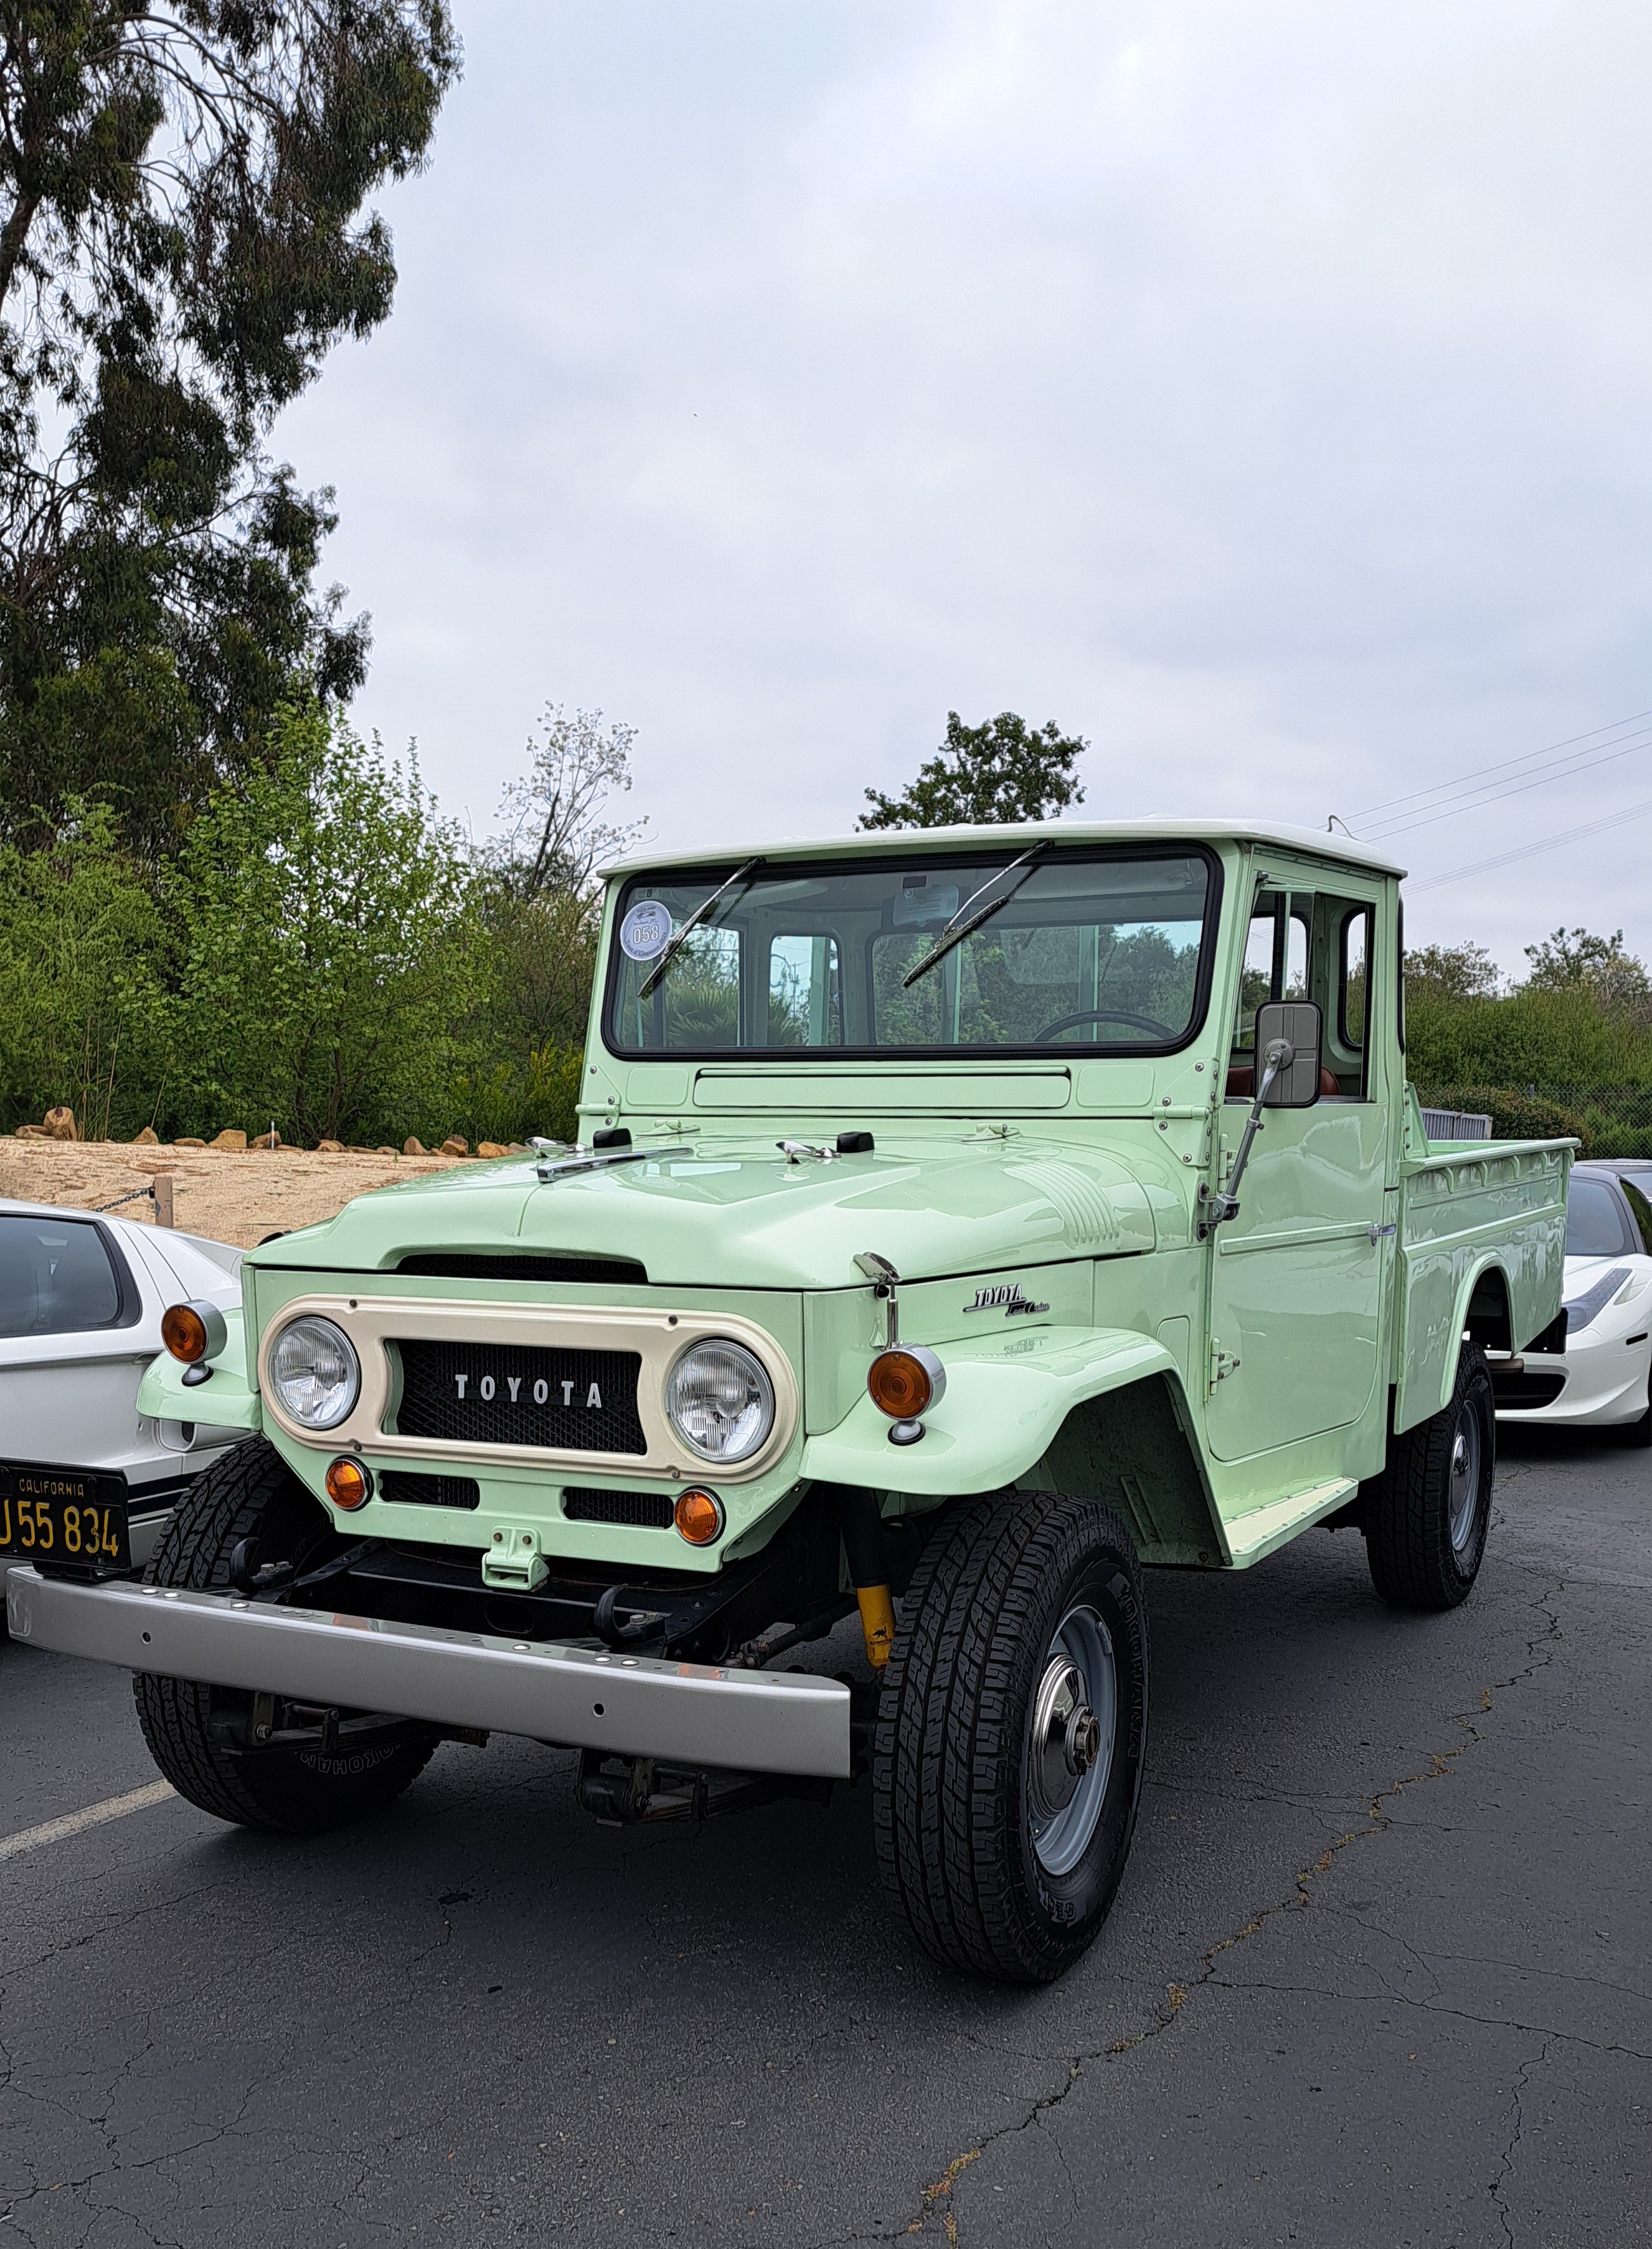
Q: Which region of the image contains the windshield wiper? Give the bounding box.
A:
[637,856,762,1000]
[901,840,1052,989]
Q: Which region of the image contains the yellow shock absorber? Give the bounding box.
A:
[855,1583,896,1670]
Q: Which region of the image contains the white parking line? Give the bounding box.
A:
[0,1779,176,1864]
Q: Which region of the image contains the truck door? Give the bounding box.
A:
[1206,876,1390,1462]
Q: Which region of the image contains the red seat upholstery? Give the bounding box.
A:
[1226,1062,1342,1098]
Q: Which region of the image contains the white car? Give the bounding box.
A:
[1494,1163,1652,1442]
[1,1198,244,1592]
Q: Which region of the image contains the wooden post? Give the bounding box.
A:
[152,1173,174,1228]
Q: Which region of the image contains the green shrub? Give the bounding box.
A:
[1415,1085,1594,1154]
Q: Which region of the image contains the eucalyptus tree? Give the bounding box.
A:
[0,1,459,855]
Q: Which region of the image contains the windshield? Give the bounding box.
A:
[603,847,1216,1058]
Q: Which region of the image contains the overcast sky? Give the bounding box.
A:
[277,1,1652,978]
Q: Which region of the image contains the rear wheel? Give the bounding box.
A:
[134,1437,437,1832]
[873,1491,1148,1984]
[1364,1346,1495,1610]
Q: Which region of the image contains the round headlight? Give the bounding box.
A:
[664,1338,775,1463]
[268,1316,360,1431]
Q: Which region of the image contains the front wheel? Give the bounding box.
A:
[1363,1345,1495,1611]
[134,1437,438,1833]
[873,1492,1148,1984]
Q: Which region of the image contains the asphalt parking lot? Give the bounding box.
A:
[3,1432,1647,2248]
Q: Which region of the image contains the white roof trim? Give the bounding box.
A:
[598,817,1407,883]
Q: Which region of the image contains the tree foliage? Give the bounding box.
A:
[480,704,645,902]
[859,710,1088,830]
[1522,925,1650,1010]
[1403,939,1502,1003]
[0,1,460,856]
[162,701,481,1143]
[0,795,165,1138]
[0,694,641,1152]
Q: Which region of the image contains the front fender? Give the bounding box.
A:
[136,1317,262,1433]
[799,1324,1176,1496]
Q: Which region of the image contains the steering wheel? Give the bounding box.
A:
[1033,1006,1178,1044]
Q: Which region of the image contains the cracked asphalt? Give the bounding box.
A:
[2,1430,1647,2246]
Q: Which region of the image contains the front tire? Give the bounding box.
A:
[134,1437,438,1833]
[873,1492,1148,1984]
[1364,1345,1495,1610]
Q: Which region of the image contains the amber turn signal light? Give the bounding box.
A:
[674,1487,725,1545]
[161,1299,226,1364]
[867,1345,947,1420]
[325,1456,373,1511]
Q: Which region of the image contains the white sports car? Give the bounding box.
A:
[1493,1163,1652,1442]
[1,1197,244,1593]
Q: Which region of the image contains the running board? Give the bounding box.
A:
[1223,1478,1360,1567]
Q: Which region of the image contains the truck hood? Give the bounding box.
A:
[249,1134,1176,1289]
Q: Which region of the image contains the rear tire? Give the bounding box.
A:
[1364,1346,1495,1611]
[134,1437,437,1833]
[873,1491,1148,1984]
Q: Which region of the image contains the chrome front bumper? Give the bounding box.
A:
[4,1570,852,1780]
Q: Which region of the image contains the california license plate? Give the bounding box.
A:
[0,1463,130,1576]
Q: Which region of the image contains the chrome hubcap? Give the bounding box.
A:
[1026,1603,1117,1877]
[1448,1406,1481,1557]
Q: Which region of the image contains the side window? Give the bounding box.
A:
[0,1216,128,1338]
[1337,906,1373,1098]
[1620,1177,1652,1257]
[768,934,842,1046]
[1231,894,1308,1067]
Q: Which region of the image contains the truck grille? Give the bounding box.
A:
[561,1486,675,1529]
[379,1469,481,1510]
[391,1340,646,1454]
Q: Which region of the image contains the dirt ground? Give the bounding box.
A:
[0,1137,466,1249]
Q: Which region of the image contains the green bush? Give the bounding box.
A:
[1406,982,1652,1092]
[0,804,169,1140]
[1416,1085,1596,1154]
[0,706,604,1149]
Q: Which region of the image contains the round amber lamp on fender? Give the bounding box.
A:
[161,1299,226,1364]
[325,1456,374,1511]
[867,1345,947,1421]
[674,1487,725,1546]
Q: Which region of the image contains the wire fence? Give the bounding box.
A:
[1415,1085,1652,1158]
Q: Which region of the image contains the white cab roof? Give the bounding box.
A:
[600,818,1406,883]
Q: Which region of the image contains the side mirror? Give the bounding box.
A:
[1255,1000,1323,1107]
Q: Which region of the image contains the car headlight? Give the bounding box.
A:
[268,1316,361,1430]
[664,1338,775,1463]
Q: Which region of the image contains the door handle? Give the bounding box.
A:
[1368,1222,1398,1244]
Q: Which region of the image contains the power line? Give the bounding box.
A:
[1346,704,1652,824]
[1408,795,1652,891]
[1361,720,1652,840]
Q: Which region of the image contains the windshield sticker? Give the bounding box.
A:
[892,883,960,928]
[620,899,674,961]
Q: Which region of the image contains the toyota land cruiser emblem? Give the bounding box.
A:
[964,1282,1049,1317]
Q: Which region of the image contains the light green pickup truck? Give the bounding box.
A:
[9,821,1573,1982]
